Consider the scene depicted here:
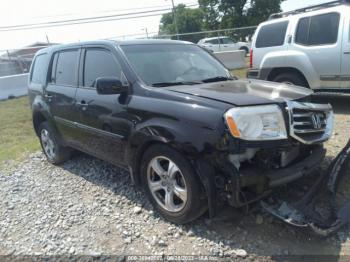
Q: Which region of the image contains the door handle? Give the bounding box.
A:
[44,93,53,102]
[76,100,88,111]
[344,51,350,55]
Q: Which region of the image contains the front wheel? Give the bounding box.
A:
[140,144,207,224]
[38,122,71,164]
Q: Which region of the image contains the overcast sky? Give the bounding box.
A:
[0,0,330,50]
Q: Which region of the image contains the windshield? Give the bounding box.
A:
[121,44,230,86]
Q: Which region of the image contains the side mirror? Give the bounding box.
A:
[95,77,128,95]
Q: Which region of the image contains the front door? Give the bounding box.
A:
[341,14,350,89]
[45,48,80,145]
[74,47,130,166]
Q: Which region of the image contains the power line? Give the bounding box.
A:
[0,3,199,32]
[35,2,198,19]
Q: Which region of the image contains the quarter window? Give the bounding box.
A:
[295,13,340,46]
[83,49,122,88]
[30,54,47,85]
[54,50,79,86]
[255,21,289,48]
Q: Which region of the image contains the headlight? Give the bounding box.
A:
[224,105,287,141]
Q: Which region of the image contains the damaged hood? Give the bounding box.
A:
[164,79,313,106]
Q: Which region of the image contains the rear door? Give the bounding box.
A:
[45,48,81,144]
[341,11,350,88]
[74,46,129,166]
[220,37,238,52]
[292,12,342,89]
[204,39,221,52]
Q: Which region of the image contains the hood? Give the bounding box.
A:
[163,79,313,106]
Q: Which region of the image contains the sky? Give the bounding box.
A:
[0,0,331,50]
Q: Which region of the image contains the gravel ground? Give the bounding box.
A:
[1,95,350,261]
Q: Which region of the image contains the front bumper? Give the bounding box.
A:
[261,139,350,236]
[240,145,326,188]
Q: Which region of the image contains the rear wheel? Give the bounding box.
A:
[38,122,71,164]
[140,144,207,224]
[273,72,308,87]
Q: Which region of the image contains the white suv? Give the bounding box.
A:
[198,36,250,55]
[248,0,350,92]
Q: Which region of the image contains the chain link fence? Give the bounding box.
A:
[0,44,55,77]
[154,26,257,44]
[0,26,257,77]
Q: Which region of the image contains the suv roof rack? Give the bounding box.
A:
[269,0,350,20]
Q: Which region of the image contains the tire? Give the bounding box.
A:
[273,72,308,87]
[140,144,207,224]
[38,122,71,164]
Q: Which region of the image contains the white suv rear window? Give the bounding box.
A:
[255,21,289,48]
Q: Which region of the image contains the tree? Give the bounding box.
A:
[159,4,205,43]
[199,0,284,29]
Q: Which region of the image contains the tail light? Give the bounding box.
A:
[249,49,253,68]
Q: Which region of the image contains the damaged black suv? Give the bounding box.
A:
[28,40,333,224]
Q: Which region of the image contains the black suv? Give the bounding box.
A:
[28,40,333,224]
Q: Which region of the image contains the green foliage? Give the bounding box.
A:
[159,1,284,43]
[159,4,205,43]
[199,0,285,29]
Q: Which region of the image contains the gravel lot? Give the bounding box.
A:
[1,95,350,260]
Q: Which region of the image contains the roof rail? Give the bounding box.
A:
[269,0,350,20]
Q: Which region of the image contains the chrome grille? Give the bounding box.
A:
[287,101,333,144]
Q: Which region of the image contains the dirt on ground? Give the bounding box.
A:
[0,95,350,261]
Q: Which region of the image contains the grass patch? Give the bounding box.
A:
[231,67,248,79]
[0,96,39,168]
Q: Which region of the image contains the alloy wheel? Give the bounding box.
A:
[41,129,56,160]
[147,156,187,212]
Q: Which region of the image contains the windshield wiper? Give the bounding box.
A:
[201,76,235,83]
[151,81,201,87]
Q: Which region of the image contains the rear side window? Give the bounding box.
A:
[53,50,79,86]
[295,13,340,46]
[205,39,219,45]
[83,49,122,87]
[255,21,289,48]
[30,54,47,85]
[221,38,234,44]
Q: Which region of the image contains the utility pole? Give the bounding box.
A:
[167,0,179,40]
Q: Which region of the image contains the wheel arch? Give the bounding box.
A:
[267,67,310,88]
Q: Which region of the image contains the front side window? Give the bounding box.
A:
[54,50,79,86]
[255,21,289,48]
[295,13,340,46]
[30,54,47,85]
[83,49,122,87]
[121,44,229,86]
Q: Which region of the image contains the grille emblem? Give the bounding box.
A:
[311,113,322,129]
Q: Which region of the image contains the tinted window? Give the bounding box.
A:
[256,21,289,48]
[296,13,340,46]
[54,50,79,86]
[295,17,310,45]
[205,39,219,45]
[83,49,122,87]
[31,54,47,84]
